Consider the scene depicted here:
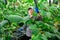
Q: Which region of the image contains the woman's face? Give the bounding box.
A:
[28,9,34,15]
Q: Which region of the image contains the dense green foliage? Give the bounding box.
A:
[0,0,60,40]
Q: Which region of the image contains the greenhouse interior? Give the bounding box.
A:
[0,0,60,40]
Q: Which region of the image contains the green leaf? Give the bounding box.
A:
[0,20,8,27]
[4,15,23,23]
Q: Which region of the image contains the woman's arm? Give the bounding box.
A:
[35,13,43,21]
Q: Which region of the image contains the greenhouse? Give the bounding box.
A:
[0,0,60,40]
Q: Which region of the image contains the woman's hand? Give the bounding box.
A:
[30,15,33,18]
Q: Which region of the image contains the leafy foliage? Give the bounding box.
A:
[0,0,60,40]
